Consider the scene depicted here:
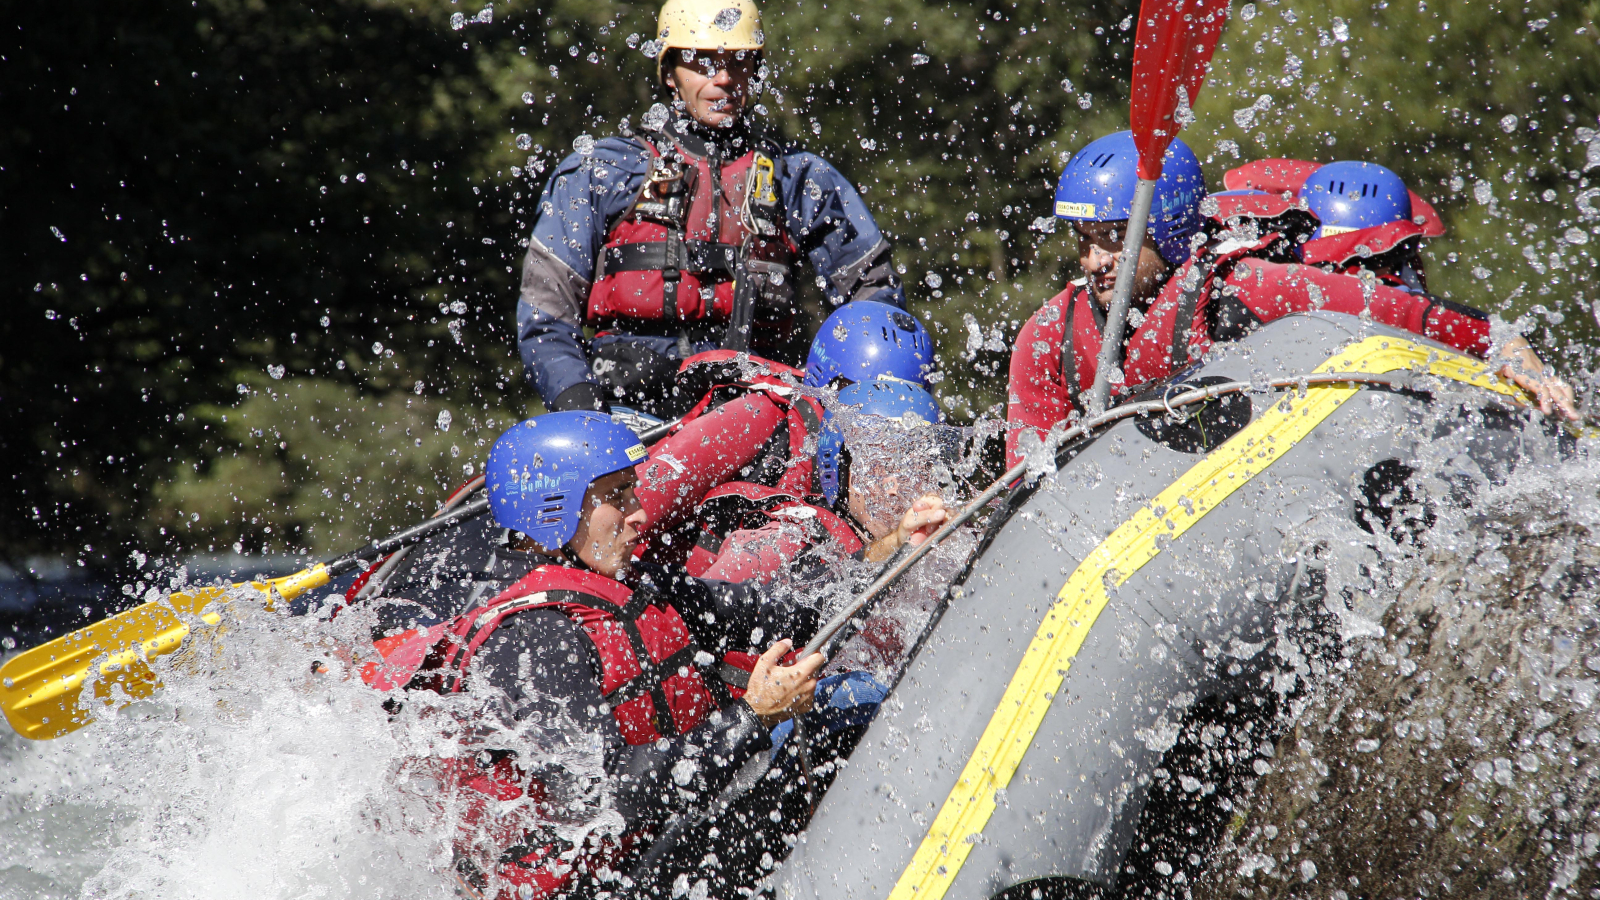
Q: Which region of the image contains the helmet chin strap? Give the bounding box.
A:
[511,530,589,571]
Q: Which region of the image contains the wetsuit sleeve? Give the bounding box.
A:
[777,151,905,309]
[1219,260,1492,356]
[471,609,774,833]
[634,391,787,535]
[636,567,821,657]
[1006,295,1075,470]
[516,139,653,408]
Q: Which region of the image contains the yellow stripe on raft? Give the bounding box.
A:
[887,337,1522,900]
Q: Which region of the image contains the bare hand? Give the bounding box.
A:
[866,494,949,562]
[1499,340,1580,421]
[742,639,824,729]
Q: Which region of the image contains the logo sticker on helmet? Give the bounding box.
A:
[1056,201,1096,218]
[517,468,580,496]
[626,443,648,462]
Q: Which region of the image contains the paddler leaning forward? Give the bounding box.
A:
[368,411,834,899]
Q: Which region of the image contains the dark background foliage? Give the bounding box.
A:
[4,0,1597,591]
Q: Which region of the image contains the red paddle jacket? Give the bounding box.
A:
[1005,233,1492,467]
[634,352,824,564]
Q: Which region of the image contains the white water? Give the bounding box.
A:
[0,594,460,900]
[5,403,1597,899]
[0,406,982,900]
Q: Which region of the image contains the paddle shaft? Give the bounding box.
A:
[637,414,683,444]
[352,476,487,603]
[324,496,490,577]
[1083,177,1158,417]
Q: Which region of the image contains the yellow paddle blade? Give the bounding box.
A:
[0,565,332,741]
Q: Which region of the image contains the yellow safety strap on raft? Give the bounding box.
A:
[887,338,1523,900]
[0,565,332,741]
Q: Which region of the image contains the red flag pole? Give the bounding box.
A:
[1083,0,1231,415]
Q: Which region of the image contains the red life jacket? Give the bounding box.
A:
[684,482,865,581]
[586,134,797,337]
[1121,234,1490,388]
[369,563,736,741]
[364,563,749,900]
[1049,234,1320,409]
[1047,282,1114,414]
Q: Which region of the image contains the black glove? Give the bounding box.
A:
[550,381,611,413]
[591,342,684,418]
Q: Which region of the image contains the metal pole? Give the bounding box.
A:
[1083,177,1159,417]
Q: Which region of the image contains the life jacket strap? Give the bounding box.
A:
[604,240,740,278]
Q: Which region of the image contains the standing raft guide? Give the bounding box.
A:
[2,0,1596,897]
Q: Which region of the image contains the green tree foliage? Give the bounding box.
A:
[6,0,1596,575]
[1187,0,1600,370]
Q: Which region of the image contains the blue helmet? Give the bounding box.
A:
[804,300,934,388]
[1296,160,1412,240]
[816,379,944,506]
[1054,130,1205,266]
[485,411,647,550]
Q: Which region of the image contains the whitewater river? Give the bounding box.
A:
[3,445,1599,899]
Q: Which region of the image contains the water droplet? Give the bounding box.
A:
[267,364,285,381]
[516,133,533,150]
[437,410,453,432]
[912,53,930,66]
[574,134,596,156]
[450,11,465,30]
[711,7,742,31]
[372,341,384,355]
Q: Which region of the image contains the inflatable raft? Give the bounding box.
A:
[772,311,1561,900]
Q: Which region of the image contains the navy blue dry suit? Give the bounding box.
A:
[516,110,905,416]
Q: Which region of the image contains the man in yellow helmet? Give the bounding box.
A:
[515,0,907,419]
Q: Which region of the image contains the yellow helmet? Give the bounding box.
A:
[655,0,764,84]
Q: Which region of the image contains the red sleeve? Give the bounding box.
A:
[1005,293,1075,470]
[1224,260,1491,357]
[634,392,784,534]
[698,521,810,584]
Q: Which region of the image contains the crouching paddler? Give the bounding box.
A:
[367,411,831,899]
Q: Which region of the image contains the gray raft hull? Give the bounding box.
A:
[775,312,1557,900]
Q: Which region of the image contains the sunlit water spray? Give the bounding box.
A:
[6,384,1597,899]
[0,594,462,900]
